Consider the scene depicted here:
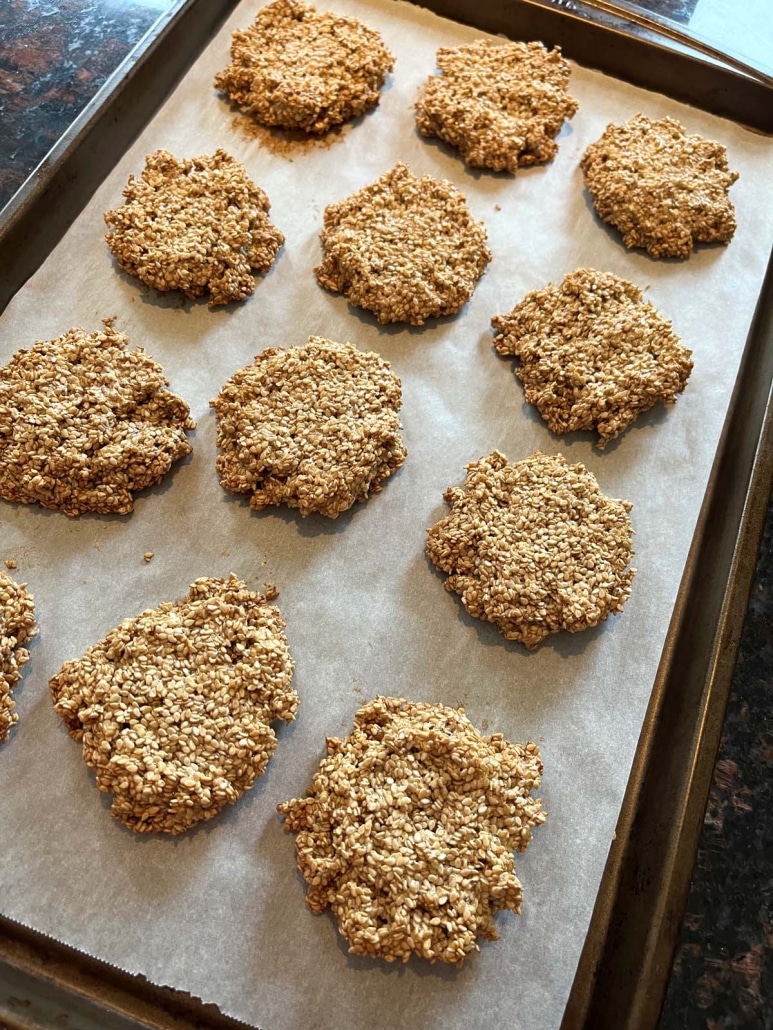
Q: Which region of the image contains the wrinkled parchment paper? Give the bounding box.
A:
[1,2,772,1027]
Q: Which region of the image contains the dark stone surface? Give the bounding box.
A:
[0,0,770,1026]
[660,504,773,1030]
[0,0,173,208]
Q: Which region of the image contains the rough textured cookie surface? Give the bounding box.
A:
[426,451,635,648]
[492,268,693,447]
[214,0,394,134]
[50,576,297,834]
[415,40,577,173]
[315,163,491,325]
[0,321,194,516]
[0,572,37,744]
[580,114,738,258]
[212,337,406,518]
[278,696,545,965]
[105,149,283,305]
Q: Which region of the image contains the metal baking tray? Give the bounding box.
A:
[0,1,771,1027]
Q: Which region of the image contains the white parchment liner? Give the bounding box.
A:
[1,2,772,1028]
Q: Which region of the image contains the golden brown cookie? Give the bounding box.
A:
[0,572,36,745]
[315,163,491,325]
[492,268,693,447]
[0,320,193,516]
[50,576,297,834]
[212,337,406,518]
[580,114,739,258]
[105,149,283,305]
[278,696,545,965]
[426,451,635,648]
[415,40,578,172]
[214,0,394,134]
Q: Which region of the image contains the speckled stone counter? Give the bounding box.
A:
[0,1,770,1026]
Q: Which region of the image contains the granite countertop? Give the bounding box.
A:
[0,1,770,1026]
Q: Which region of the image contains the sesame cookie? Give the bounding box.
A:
[492,268,693,447]
[278,696,545,965]
[415,40,578,173]
[426,451,634,648]
[580,114,739,258]
[212,337,406,518]
[105,149,283,306]
[214,0,394,134]
[0,572,36,745]
[0,321,194,517]
[50,575,297,835]
[315,163,491,324]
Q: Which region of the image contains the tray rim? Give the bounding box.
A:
[0,1,771,1027]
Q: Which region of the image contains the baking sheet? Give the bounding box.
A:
[1,2,772,1028]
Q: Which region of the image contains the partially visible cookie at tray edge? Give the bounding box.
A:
[278,695,545,965]
[580,114,739,258]
[0,571,37,745]
[0,319,194,516]
[426,451,635,648]
[492,268,693,447]
[415,39,578,173]
[211,337,406,518]
[104,149,283,306]
[214,0,395,134]
[49,575,297,835]
[315,163,491,325]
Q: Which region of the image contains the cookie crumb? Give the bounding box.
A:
[143,552,154,563]
[4,559,16,570]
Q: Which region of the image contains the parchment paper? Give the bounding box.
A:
[1,2,772,1028]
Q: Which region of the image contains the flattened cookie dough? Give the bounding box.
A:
[50,576,297,834]
[278,696,545,965]
[105,149,283,306]
[415,40,578,173]
[0,572,36,745]
[0,320,194,516]
[426,451,635,648]
[215,0,394,134]
[315,163,491,324]
[212,337,406,518]
[580,114,739,258]
[492,268,693,447]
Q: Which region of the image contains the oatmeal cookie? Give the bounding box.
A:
[50,575,297,834]
[0,320,194,516]
[492,268,693,447]
[580,114,738,258]
[415,40,577,173]
[0,572,36,744]
[212,337,406,518]
[105,149,283,305]
[426,451,635,648]
[214,0,394,134]
[278,696,545,965]
[315,163,491,324]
